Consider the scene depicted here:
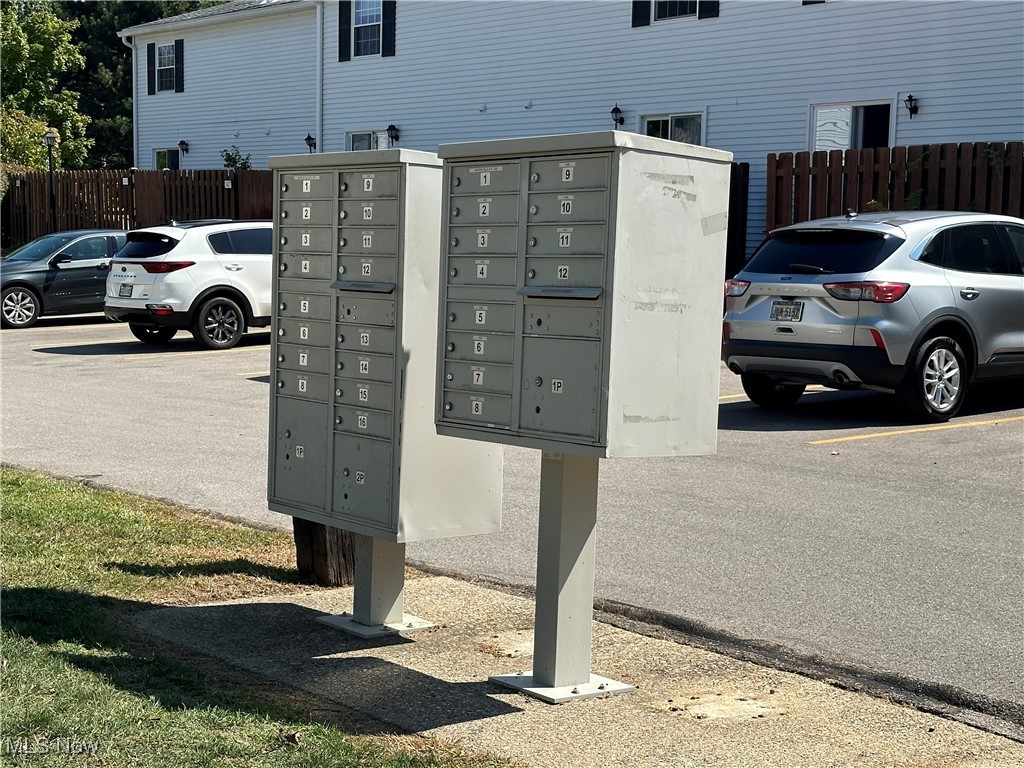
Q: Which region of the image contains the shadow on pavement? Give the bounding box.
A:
[32,331,271,356]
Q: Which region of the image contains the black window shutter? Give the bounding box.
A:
[631,1,651,27]
[147,43,156,95]
[382,1,396,57]
[339,0,352,61]
[697,1,719,19]
[173,39,184,92]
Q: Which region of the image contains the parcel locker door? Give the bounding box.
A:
[333,434,393,530]
[519,337,601,439]
[272,398,328,509]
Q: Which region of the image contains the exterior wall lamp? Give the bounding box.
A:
[386,124,400,145]
[177,139,189,154]
[904,94,919,119]
[611,104,624,127]
[304,133,317,153]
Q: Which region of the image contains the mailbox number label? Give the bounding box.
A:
[472,369,485,386]
[477,231,489,248]
[473,338,486,355]
[355,470,365,485]
[298,378,307,392]
[299,326,309,340]
[358,387,369,402]
[302,180,311,192]
[300,300,309,314]
[357,413,368,430]
[301,259,310,273]
[480,171,491,187]
[359,359,370,375]
[471,398,484,415]
[561,164,575,183]
[560,198,573,215]
[557,265,569,280]
[479,201,490,217]
[359,331,370,347]
[361,261,372,276]
[551,378,564,394]
[302,206,311,220]
[476,263,488,279]
[298,352,308,367]
[301,233,310,247]
[295,445,305,458]
[363,177,373,192]
[474,309,487,325]
[362,234,372,249]
[363,205,373,220]
[558,232,572,248]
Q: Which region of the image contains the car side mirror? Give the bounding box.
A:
[52,254,72,267]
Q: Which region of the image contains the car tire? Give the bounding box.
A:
[129,323,177,344]
[896,335,967,423]
[1,286,41,329]
[740,372,806,408]
[192,296,245,350]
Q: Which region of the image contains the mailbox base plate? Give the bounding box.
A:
[488,671,634,704]
[316,612,434,638]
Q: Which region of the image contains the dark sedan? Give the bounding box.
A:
[1,230,127,328]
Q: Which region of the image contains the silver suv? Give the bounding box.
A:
[105,220,273,349]
[722,211,1024,422]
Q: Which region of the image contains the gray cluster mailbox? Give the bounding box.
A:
[435,131,733,457]
[267,149,502,634]
[434,132,732,702]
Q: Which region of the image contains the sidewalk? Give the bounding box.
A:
[136,574,1023,768]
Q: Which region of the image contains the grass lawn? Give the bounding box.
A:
[0,467,514,767]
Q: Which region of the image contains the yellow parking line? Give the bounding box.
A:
[809,415,1024,444]
[719,385,828,402]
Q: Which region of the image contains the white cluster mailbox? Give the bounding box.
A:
[267,149,502,634]
[435,131,733,457]
[435,131,733,701]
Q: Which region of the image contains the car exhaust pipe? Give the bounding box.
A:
[729,363,742,375]
[834,371,849,386]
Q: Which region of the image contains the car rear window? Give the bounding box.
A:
[117,232,179,258]
[207,228,272,255]
[744,229,904,275]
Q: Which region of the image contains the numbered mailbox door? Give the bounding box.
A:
[519,337,602,439]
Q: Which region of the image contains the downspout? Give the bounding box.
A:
[316,1,324,153]
[120,34,139,167]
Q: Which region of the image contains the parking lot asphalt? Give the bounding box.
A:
[2,315,1022,735]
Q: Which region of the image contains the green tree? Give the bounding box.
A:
[0,3,89,168]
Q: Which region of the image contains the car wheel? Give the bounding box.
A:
[129,323,177,344]
[740,372,806,408]
[192,296,245,350]
[896,336,967,423]
[1,286,41,329]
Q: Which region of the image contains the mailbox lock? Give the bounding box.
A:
[339,238,347,247]
[529,205,538,215]
[449,267,458,277]
[529,237,538,247]
[280,236,287,245]
[279,263,287,272]
[336,388,342,397]
[337,362,344,370]
[339,210,347,219]
[528,269,537,279]
[448,313,457,322]
[444,402,453,411]
[278,329,286,336]
[339,265,346,274]
[277,380,284,388]
[279,302,286,311]
[453,177,461,187]
[447,343,455,352]
[278,354,285,363]
[531,172,540,183]
[446,373,454,381]
[336,416,342,424]
[280,184,288,192]
[284,430,291,438]
[535,377,543,387]
[340,182,348,191]
[281,210,288,220]
[337,334,345,343]
[452,207,460,217]
[342,468,349,477]
[451,237,459,247]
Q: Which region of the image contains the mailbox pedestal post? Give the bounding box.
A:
[490,452,633,703]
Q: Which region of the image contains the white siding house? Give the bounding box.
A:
[122,0,1024,254]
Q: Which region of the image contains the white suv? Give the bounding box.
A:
[105,220,273,349]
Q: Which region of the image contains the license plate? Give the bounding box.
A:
[119,284,133,298]
[770,300,803,321]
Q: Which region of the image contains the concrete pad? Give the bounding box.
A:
[135,576,1024,768]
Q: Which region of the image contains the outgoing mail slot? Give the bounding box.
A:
[450,162,520,194]
[280,227,333,253]
[336,325,396,355]
[340,170,399,198]
[280,199,333,226]
[337,296,395,326]
[335,350,394,383]
[339,227,398,256]
[280,173,332,199]
[335,377,394,411]
[449,193,520,224]
[442,389,512,427]
[332,434,393,528]
[528,156,610,191]
[524,257,605,289]
[277,317,331,347]
[277,343,330,374]
[524,302,603,338]
[278,291,331,320]
[443,360,514,394]
[334,404,394,440]
[276,370,330,402]
[444,330,514,364]
[279,253,332,280]
[340,198,398,226]
[445,301,515,333]
[447,256,517,286]
[527,190,608,223]
[526,223,606,255]
[519,337,601,439]
[338,255,397,283]
[448,225,518,255]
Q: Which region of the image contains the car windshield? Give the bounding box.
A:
[2,234,77,262]
[744,229,904,275]
[116,232,179,258]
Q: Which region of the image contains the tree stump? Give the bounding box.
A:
[292,518,355,587]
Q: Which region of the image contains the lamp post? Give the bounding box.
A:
[43,130,58,232]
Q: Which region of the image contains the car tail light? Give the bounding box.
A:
[146,304,174,316]
[116,260,195,274]
[823,281,909,303]
[725,279,750,297]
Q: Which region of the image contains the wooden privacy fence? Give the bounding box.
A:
[767,141,1023,232]
[3,168,273,246]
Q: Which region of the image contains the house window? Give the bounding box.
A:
[157,44,175,91]
[155,149,180,170]
[632,0,718,26]
[655,1,697,21]
[348,131,389,151]
[645,113,704,145]
[354,0,382,57]
[812,103,891,151]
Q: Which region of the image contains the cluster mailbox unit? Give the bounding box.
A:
[267,149,502,636]
[435,131,733,702]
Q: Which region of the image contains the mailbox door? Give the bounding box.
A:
[332,434,393,528]
[272,398,328,508]
[519,337,601,439]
